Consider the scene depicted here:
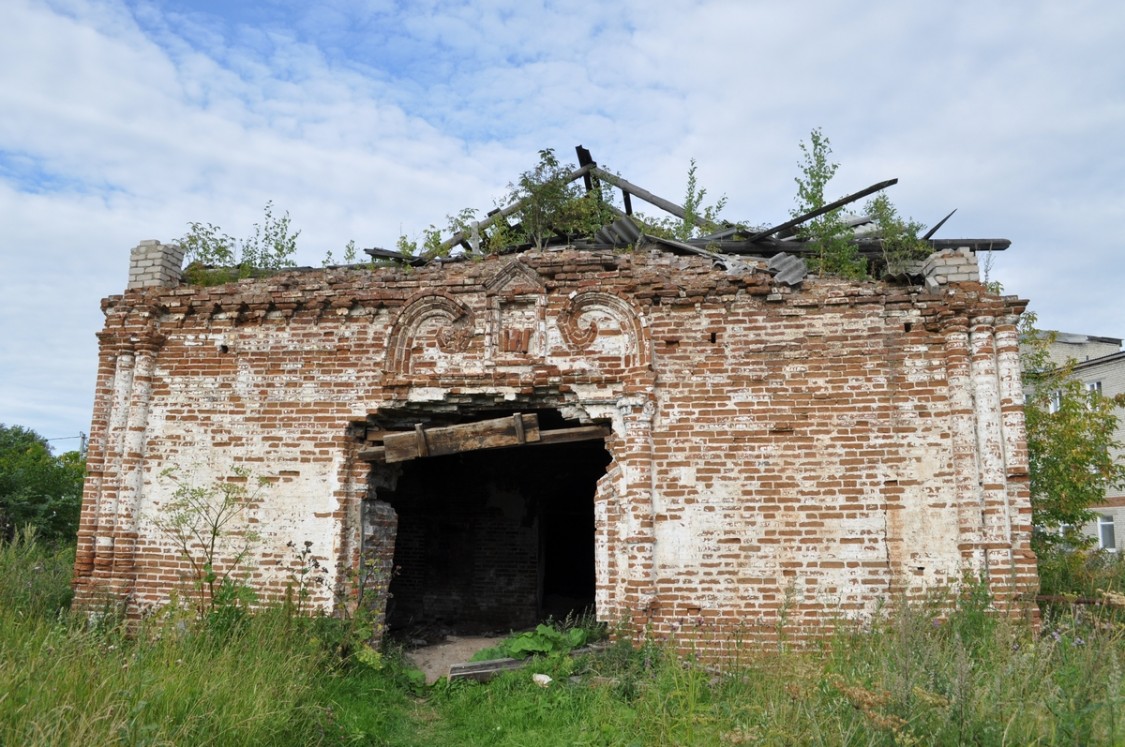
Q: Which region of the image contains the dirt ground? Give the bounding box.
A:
[405,635,506,684]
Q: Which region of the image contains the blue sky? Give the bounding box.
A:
[2,0,1124,447]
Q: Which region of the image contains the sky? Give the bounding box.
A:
[2,0,1124,449]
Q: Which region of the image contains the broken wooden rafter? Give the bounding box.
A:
[437,164,595,254]
[362,246,429,266]
[575,144,596,193]
[448,643,610,682]
[922,208,957,240]
[745,179,898,243]
[714,237,1010,256]
[870,237,1010,253]
[646,235,744,271]
[589,167,724,235]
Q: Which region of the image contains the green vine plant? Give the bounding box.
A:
[154,466,265,628]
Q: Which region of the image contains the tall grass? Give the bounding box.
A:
[4,530,1125,745]
[0,533,327,746]
[424,590,1125,746]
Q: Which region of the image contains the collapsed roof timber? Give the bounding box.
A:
[365,144,1010,278]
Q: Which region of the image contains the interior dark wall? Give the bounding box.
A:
[381,437,608,634]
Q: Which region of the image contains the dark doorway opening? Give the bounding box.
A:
[378,415,608,638]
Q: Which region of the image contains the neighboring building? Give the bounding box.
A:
[1044,333,1125,551]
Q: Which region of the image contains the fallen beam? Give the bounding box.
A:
[590,167,723,234]
[448,643,610,682]
[745,179,898,242]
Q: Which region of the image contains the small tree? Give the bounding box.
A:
[639,159,728,242]
[505,148,613,251]
[863,194,929,277]
[792,128,867,279]
[1021,315,1125,559]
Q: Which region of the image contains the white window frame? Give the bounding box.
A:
[1099,514,1117,552]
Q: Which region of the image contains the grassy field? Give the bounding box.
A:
[3,533,1125,746]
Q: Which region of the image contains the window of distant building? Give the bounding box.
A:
[1049,390,1062,413]
[1087,381,1102,395]
[1099,514,1117,551]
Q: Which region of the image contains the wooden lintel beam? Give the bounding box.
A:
[358,445,386,462]
[382,413,540,463]
[358,423,611,463]
[537,425,612,446]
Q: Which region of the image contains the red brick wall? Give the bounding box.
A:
[74,247,1036,649]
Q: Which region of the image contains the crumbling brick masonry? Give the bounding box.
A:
[74,243,1037,651]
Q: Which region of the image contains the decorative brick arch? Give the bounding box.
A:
[384,292,477,375]
[558,291,650,368]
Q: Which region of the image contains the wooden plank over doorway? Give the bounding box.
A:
[358,417,611,463]
[382,413,541,463]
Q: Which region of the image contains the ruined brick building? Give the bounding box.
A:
[73,232,1038,649]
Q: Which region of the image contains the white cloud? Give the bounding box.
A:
[2,0,1125,441]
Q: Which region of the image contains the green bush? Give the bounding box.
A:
[0,527,74,618]
[0,423,84,544]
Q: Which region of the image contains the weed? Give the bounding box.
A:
[154,466,264,624]
[280,539,330,618]
[0,527,73,618]
[180,201,300,285]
